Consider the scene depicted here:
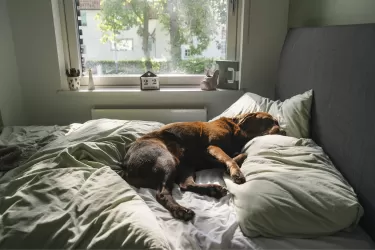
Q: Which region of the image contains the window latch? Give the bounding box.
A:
[230,0,237,15]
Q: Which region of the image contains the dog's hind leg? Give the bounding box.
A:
[178,165,228,199]
[155,159,195,221]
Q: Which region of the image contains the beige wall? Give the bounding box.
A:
[289,0,375,27]
[0,0,26,126]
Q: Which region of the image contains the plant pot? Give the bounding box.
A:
[67,76,81,91]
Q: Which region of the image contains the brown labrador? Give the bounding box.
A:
[122,112,284,221]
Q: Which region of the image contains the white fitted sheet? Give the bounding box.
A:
[136,169,375,250]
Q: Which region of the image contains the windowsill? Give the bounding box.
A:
[57,86,242,93]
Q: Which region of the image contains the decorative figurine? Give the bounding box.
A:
[88,68,95,91]
[140,71,160,90]
[201,69,219,91]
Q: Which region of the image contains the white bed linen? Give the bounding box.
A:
[137,169,375,250]
[1,123,374,249]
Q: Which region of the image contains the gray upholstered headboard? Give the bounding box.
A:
[276,23,375,241]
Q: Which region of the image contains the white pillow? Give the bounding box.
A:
[225,135,363,238]
[211,90,313,138]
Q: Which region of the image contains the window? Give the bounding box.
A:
[80,10,87,26]
[81,44,86,54]
[184,49,191,58]
[110,39,133,51]
[62,0,240,86]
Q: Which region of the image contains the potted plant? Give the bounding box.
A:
[66,68,81,91]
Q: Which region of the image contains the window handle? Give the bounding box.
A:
[230,0,237,15]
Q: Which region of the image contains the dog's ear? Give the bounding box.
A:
[233,112,285,137]
[232,113,256,126]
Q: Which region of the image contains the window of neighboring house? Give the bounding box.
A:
[111,39,133,51]
[80,10,87,26]
[184,49,191,58]
[62,0,240,86]
[81,44,86,54]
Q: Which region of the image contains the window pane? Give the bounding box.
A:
[111,39,133,51]
[78,0,228,76]
[80,11,87,26]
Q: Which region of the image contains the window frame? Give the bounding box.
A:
[61,0,241,87]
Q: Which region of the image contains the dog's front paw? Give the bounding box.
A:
[231,170,246,184]
[207,184,228,199]
[234,153,248,167]
[172,206,195,221]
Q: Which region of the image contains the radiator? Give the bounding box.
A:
[91,108,207,124]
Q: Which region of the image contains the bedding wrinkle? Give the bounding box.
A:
[226,135,363,238]
[0,120,371,249]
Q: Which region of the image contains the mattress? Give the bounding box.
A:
[1,123,374,249]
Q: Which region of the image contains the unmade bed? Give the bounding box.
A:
[1,23,375,249]
[0,121,373,249]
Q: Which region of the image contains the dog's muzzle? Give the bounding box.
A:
[278,129,286,136]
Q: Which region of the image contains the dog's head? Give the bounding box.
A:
[233,112,285,138]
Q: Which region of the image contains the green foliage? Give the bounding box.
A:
[94,0,136,44]
[163,0,213,55]
[96,0,165,62]
[86,58,216,74]
[177,58,215,74]
[95,0,227,62]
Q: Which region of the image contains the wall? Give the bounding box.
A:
[0,0,26,126]
[289,0,375,27]
[239,0,290,99]
[6,0,242,126]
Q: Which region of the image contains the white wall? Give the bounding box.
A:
[0,0,26,126]
[289,0,375,27]
[6,0,242,125]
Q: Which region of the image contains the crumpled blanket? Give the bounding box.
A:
[0,125,73,177]
[0,146,22,171]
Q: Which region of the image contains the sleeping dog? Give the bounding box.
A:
[122,112,284,221]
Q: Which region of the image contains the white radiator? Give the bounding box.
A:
[91,108,207,124]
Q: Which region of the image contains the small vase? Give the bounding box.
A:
[67,76,81,91]
[88,69,95,90]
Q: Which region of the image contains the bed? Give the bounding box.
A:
[1,24,375,249]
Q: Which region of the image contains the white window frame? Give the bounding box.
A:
[60,0,241,87]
